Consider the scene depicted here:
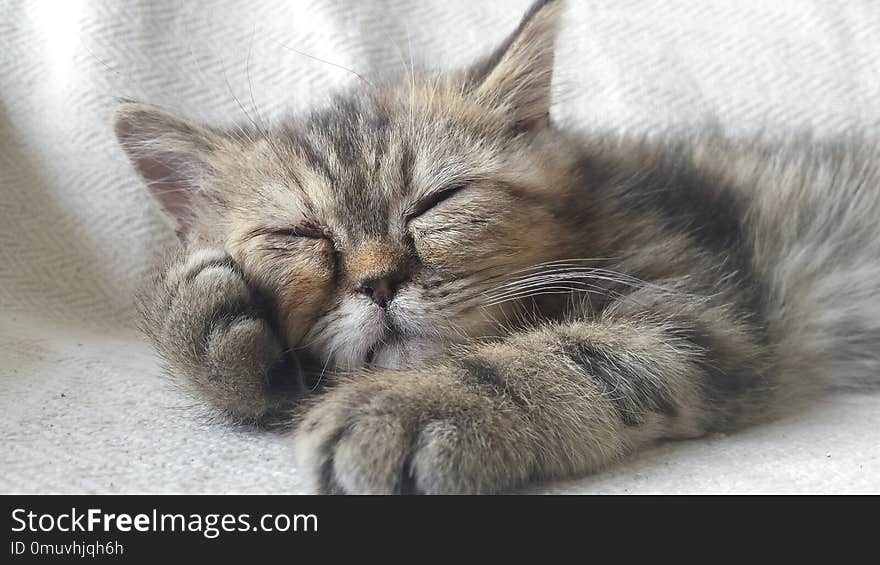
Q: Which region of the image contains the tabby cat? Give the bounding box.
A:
[114,0,880,493]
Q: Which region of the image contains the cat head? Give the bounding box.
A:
[115,0,585,370]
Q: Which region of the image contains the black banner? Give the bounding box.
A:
[1,495,873,560]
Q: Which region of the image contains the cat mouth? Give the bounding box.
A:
[364,324,399,365]
[365,343,379,365]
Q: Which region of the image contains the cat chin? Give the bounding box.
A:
[367,336,446,371]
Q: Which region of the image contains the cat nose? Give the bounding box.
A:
[359,277,396,309]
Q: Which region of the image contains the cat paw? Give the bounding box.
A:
[143,248,299,422]
[293,370,529,494]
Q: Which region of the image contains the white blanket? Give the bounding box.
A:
[2,0,879,493]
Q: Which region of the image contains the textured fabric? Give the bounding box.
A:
[2,0,879,493]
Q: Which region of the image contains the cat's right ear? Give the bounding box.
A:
[464,0,563,132]
[113,103,220,240]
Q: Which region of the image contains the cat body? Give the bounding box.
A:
[115,0,880,493]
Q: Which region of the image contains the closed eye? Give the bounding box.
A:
[405,184,467,222]
[268,224,329,240]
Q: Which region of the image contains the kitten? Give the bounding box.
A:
[115,0,880,494]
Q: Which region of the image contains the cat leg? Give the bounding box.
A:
[294,291,768,493]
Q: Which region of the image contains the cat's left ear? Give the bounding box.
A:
[466,0,563,131]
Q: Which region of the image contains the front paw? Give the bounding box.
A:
[293,370,532,494]
[142,248,300,422]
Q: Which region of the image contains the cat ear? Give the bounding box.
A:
[113,103,220,240]
[466,0,563,131]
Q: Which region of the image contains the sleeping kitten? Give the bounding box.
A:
[115,0,880,494]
